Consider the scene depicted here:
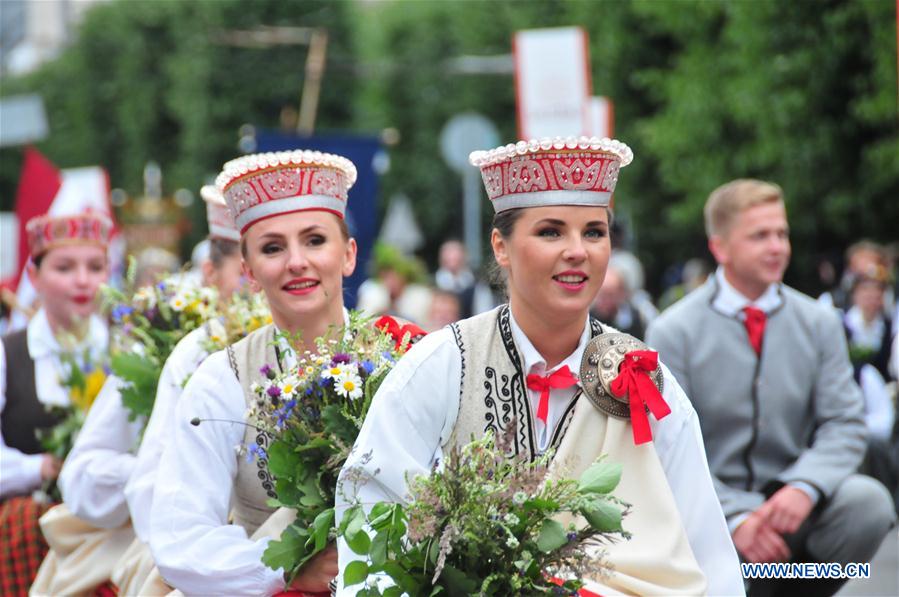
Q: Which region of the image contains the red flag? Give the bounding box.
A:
[13,147,61,285]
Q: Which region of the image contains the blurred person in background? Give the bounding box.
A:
[134,247,180,288]
[658,258,711,312]
[425,288,461,332]
[609,250,658,327]
[31,185,248,596]
[590,263,649,340]
[647,179,895,597]
[356,242,432,325]
[0,212,112,596]
[843,268,894,381]
[819,240,891,312]
[434,239,495,317]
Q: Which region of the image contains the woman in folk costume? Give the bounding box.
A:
[337,137,744,596]
[116,185,247,595]
[0,212,112,596]
[148,150,359,595]
[31,187,246,596]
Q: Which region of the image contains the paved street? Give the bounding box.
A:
[839,530,898,596]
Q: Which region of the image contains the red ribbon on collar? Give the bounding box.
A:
[374,315,426,351]
[609,350,671,445]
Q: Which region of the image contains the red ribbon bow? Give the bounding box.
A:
[742,306,766,356]
[609,350,671,445]
[526,365,579,425]
[374,315,426,351]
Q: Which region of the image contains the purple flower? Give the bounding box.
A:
[361,360,375,374]
[259,364,276,380]
[567,531,578,542]
[266,385,282,398]
[246,443,267,462]
[157,281,166,291]
[111,305,134,322]
[381,351,396,364]
[331,353,351,365]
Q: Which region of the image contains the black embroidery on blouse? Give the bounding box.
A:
[451,322,466,409]
[226,345,239,381]
[255,431,278,499]
[495,305,534,460]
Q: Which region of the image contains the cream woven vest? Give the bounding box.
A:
[226,324,280,536]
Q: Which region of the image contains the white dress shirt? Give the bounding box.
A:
[0,309,108,498]
[59,375,143,527]
[125,325,212,542]
[337,306,743,596]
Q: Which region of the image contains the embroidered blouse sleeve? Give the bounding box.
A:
[125,328,207,542]
[148,350,285,596]
[59,375,142,528]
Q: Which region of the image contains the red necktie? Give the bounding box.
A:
[526,365,579,425]
[609,350,671,445]
[742,306,766,356]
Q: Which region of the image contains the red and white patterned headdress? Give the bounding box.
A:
[26,212,113,260]
[469,136,633,213]
[200,185,239,242]
[215,150,357,235]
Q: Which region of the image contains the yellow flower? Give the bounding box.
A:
[71,369,107,413]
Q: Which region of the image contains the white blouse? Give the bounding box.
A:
[149,332,307,596]
[336,308,744,596]
[59,375,143,527]
[0,309,108,498]
[125,326,211,542]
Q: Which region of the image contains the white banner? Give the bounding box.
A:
[514,27,592,140]
[586,96,614,139]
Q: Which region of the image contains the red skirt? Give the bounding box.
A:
[0,496,53,597]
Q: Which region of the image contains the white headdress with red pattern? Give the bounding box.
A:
[469,136,633,212]
[25,212,113,259]
[200,185,239,242]
[215,150,357,235]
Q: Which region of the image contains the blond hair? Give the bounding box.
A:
[704,179,784,238]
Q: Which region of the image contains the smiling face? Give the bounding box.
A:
[241,211,356,333]
[29,244,108,330]
[709,201,791,300]
[491,206,610,330]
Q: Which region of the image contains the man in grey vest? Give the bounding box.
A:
[646,179,895,596]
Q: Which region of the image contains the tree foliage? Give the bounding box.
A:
[2,0,895,294]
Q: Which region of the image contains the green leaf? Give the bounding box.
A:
[261,525,307,573]
[346,528,372,555]
[535,519,568,553]
[383,587,404,597]
[343,560,369,587]
[343,504,366,540]
[578,460,622,495]
[581,498,624,532]
[370,531,389,568]
[266,440,301,480]
[310,508,334,552]
[438,564,478,596]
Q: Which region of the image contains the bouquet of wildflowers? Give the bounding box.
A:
[245,311,421,582]
[203,290,272,353]
[102,262,218,423]
[340,430,630,596]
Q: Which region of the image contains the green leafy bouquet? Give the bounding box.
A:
[245,313,421,582]
[340,431,630,596]
[102,266,218,423]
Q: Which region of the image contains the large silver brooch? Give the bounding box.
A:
[578,332,664,419]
